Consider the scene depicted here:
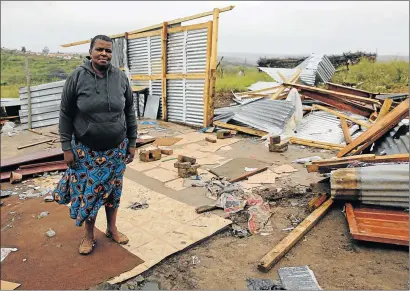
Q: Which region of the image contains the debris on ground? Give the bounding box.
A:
[37,211,49,219]
[232,224,250,238]
[45,229,56,238]
[1,247,18,262]
[278,266,322,290]
[128,201,149,210]
[246,278,285,290]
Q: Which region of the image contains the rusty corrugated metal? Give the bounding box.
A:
[0,148,63,170]
[1,161,67,181]
[345,203,409,246]
[331,164,409,208]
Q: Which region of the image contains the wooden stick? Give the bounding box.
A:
[161,22,168,121]
[61,5,235,47]
[229,167,268,183]
[271,69,301,100]
[213,121,268,137]
[258,198,333,272]
[28,129,42,135]
[195,204,218,214]
[313,105,372,128]
[376,98,393,122]
[17,139,54,150]
[337,98,409,157]
[290,137,344,150]
[340,117,352,144]
[203,21,213,127]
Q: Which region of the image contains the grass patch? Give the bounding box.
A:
[331,59,409,93]
[1,49,82,98]
[216,66,273,93]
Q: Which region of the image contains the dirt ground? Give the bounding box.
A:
[1,122,409,290]
[214,92,235,109]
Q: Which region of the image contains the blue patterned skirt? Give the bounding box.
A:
[52,138,128,227]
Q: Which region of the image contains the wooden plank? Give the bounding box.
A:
[168,22,210,34]
[376,98,393,122]
[213,121,268,137]
[290,137,344,150]
[308,194,329,212]
[312,154,376,164]
[284,83,381,105]
[236,85,281,96]
[166,73,206,79]
[313,105,373,128]
[326,82,377,98]
[161,22,168,121]
[270,69,301,100]
[258,199,334,272]
[131,74,162,81]
[17,139,54,150]
[195,204,218,214]
[337,98,409,157]
[229,167,268,183]
[373,153,409,163]
[207,8,220,127]
[61,5,235,47]
[203,21,213,127]
[127,30,162,40]
[340,117,353,144]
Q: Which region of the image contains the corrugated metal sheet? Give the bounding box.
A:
[150,79,163,119]
[186,28,207,73]
[296,54,335,86]
[111,37,127,69]
[167,31,184,73]
[258,54,335,86]
[371,121,409,155]
[331,163,409,208]
[19,80,65,129]
[132,80,150,117]
[214,99,295,134]
[247,81,281,92]
[295,111,360,145]
[1,98,22,107]
[345,203,409,246]
[128,37,149,75]
[376,93,409,100]
[150,36,162,75]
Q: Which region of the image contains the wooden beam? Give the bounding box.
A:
[213,121,268,137]
[131,74,162,80]
[284,83,381,105]
[337,98,409,157]
[340,117,352,144]
[313,105,373,128]
[166,73,206,79]
[270,69,301,100]
[290,137,344,150]
[161,22,168,121]
[168,22,210,34]
[127,30,162,40]
[203,21,213,127]
[229,167,268,183]
[236,85,281,96]
[258,199,334,272]
[61,6,234,47]
[376,98,393,122]
[326,82,377,98]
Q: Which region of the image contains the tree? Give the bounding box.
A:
[42,46,50,55]
[21,46,26,53]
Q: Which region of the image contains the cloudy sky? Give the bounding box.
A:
[1,1,409,56]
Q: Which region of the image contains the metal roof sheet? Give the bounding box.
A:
[371,121,409,155]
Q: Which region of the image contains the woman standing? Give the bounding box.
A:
[53,35,138,255]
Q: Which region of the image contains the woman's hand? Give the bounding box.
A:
[126,147,135,164]
[64,150,76,168]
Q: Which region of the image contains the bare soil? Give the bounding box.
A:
[214,92,235,109]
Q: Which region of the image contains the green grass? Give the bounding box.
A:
[1,49,82,98]
[331,59,409,93]
[216,66,273,93]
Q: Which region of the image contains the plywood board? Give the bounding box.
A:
[272,164,298,174]
[95,178,232,284]
[144,168,179,182]
[1,281,21,290]
[210,157,271,180]
[247,170,279,184]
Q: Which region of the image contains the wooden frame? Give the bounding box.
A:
[203,21,213,127]
[161,22,168,120]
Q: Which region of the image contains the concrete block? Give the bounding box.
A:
[270,135,281,145]
[177,155,196,165]
[216,130,232,139]
[139,148,162,162]
[269,141,289,153]
[160,148,173,155]
[205,136,217,143]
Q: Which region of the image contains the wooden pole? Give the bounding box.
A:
[161,22,168,121]
[203,21,213,127]
[208,8,220,127]
[340,117,352,144]
[376,98,393,122]
[24,57,32,130]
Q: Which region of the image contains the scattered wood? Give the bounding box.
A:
[17,139,54,150]
[258,198,334,272]
[28,129,43,135]
[213,121,268,137]
[50,131,60,135]
[312,104,372,128]
[307,194,330,212]
[290,137,344,150]
[195,204,218,214]
[306,154,409,173]
[271,69,301,100]
[228,167,268,183]
[340,117,352,144]
[337,98,409,157]
[375,98,393,122]
[135,138,156,148]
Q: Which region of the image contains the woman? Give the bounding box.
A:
[53,35,138,255]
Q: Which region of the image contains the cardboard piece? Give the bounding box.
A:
[273,164,298,174]
[1,280,21,290]
[152,137,183,147]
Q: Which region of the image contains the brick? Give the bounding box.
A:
[205,137,217,143]
[270,135,281,145]
[139,148,162,162]
[174,161,192,169]
[177,155,196,165]
[160,148,173,155]
[216,130,232,139]
[177,164,200,178]
[269,142,289,153]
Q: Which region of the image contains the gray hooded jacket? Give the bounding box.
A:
[59,59,137,151]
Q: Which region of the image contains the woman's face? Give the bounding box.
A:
[90,39,112,68]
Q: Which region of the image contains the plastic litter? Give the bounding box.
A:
[248,203,274,235]
[46,229,56,238]
[128,201,149,210]
[37,211,49,219]
[1,247,18,262]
